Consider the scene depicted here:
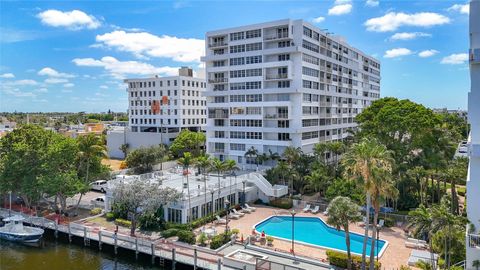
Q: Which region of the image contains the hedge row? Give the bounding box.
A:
[115,218,132,228]
[326,250,381,270]
[161,228,195,244]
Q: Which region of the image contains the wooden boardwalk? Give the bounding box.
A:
[0,208,230,270]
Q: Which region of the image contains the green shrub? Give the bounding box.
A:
[139,213,161,230]
[106,212,115,221]
[266,236,274,242]
[210,232,233,250]
[231,228,240,235]
[269,198,293,209]
[161,228,179,238]
[177,230,195,244]
[198,233,207,246]
[90,207,102,215]
[165,222,192,231]
[115,218,132,228]
[326,250,381,270]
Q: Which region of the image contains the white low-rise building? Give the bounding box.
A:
[107,67,207,159]
[104,170,288,224]
[202,19,380,168]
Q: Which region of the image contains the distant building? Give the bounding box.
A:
[433,108,468,121]
[202,19,380,168]
[60,123,105,138]
[0,117,16,138]
[107,67,207,159]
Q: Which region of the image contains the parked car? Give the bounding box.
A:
[91,196,105,207]
[90,180,108,193]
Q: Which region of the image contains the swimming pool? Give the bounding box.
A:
[254,216,387,257]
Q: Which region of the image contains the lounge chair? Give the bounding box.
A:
[405,238,428,249]
[377,219,385,228]
[311,205,320,214]
[241,207,252,213]
[303,204,312,212]
[245,204,256,211]
[215,215,227,224]
[323,210,329,216]
[359,216,368,226]
[232,209,245,217]
[228,212,240,219]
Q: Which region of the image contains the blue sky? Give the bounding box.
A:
[0,0,471,112]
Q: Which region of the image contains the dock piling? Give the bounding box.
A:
[217,258,222,270]
[150,242,155,264]
[114,234,118,255]
[98,231,102,250]
[194,248,197,270]
[68,223,72,243]
[172,247,176,270]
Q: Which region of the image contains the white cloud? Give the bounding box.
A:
[384,48,413,58]
[447,4,469,15]
[365,12,450,32]
[100,85,109,89]
[366,0,379,7]
[2,87,36,97]
[38,67,75,78]
[95,31,204,62]
[3,79,38,86]
[35,88,48,93]
[418,50,439,58]
[63,83,75,87]
[61,89,73,93]
[328,4,352,15]
[441,53,468,64]
[72,56,179,79]
[312,16,325,23]
[0,73,15,78]
[45,78,69,84]
[37,9,101,30]
[390,32,431,41]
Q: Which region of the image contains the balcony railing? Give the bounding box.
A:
[208,113,229,119]
[265,73,288,80]
[208,78,228,84]
[208,41,228,48]
[468,234,480,248]
[264,33,289,41]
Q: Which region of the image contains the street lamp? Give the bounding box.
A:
[233,171,237,204]
[376,227,380,263]
[291,209,296,256]
[210,189,215,220]
[224,199,230,241]
[242,180,247,207]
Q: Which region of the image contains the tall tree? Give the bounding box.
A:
[196,154,212,218]
[125,145,164,174]
[341,137,393,270]
[211,158,226,208]
[244,146,259,170]
[112,178,181,236]
[224,159,239,204]
[169,130,205,157]
[304,166,330,198]
[327,196,362,270]
[177,152,196,222]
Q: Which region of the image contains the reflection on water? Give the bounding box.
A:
[0,234,162,270]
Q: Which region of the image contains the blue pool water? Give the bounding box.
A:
[255,216,386,256]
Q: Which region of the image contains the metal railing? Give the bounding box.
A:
[208,78,228,83]
[208,41,228,48]
[266,73,288,80]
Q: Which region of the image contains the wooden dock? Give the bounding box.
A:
[0,208,231,270]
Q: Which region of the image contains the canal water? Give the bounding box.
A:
[0,233,165,270]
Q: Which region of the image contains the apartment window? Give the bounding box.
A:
[246,42,262,51]
[230,95,245,102]
[278,133,290,141]
[230,131,245,139]
[246,55,262,64]
[230,31,245,41]
[302,40,319,53]
[246,94,262,102]
[215,131,225,138]
[246,107,261,115]
[302,66,319,77]
[246,132,262,140]
[246,29,261,39]
[278,41,291,48]
[230,45,245,53]
[302,54,319,65]
[230,143,246,151]
[278,54,290,61]
[278,81,290,88]
[302,131,319,140]
[230,57,245,66]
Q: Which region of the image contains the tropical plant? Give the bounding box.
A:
[125,145,165,174]
[341,137,393,270]
[327,196,362,270]
[196,154,211,221]
[119,143,129,158]
[178,152,196,222]
[304,166,330,198]
[224,159,239,204]
[169,130,206,157]
[211,158,226,204]
[244,146,259,170]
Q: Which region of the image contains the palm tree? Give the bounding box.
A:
[327,141,346,177]
[368,168,397,270]
[304,167,329,198]
[224,159,239,204]
[178,152,196,222]
[196,154,211,219]
[257,153,269,168]
[76,134,107,210]
[276,161,290,186]
[155,144,168,171]
[327,196,362,270]
[408,204,436,270]
[313,142,329,165]
[211,158,226,204]
[282,146,302,193]
[268,149,280,166]
[341,137,393,270]
[119,143,129,159]
[244,146,258,171]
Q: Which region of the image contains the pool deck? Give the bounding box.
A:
[203,205,416,269]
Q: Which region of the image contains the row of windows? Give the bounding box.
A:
[130,108,207,116]
[229,42,262,53]
[131,99,206,107]
[301,129,346,140]
[128,80,206,89]
[130,118,206,126]
[229,55,263,66]
[230,29,262,41]
[230,119,262,127]
[230,94,262,102]
[230,68,262,78]
[302,117,354,127]
[230,107,262,115]
[230,131,263,140]
[230,81,262,90]
[130,89,204,98]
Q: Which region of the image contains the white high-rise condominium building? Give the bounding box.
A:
[107,67,207,158]
[202,19,380,166]
[466,0,480,268]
